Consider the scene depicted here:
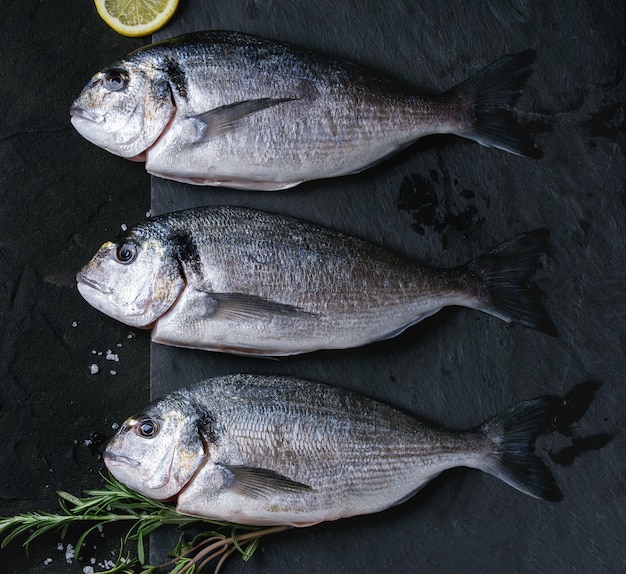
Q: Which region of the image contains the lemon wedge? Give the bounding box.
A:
[94,0,179,37]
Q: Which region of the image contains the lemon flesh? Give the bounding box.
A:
[94,0,179,37]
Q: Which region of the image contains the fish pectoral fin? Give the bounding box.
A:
[190,98,297,142]
[199,292,315,321]
[224,464,314,500]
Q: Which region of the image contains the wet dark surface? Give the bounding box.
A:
[1,1,625,573]
[0,3,150,572]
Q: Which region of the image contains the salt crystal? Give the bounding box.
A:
[65,543,75,563]
[44,557,53,565]
[83,567,95,574]
[146,210,152,217]
[105,350,119,362]
[121,223,128,231]
[91,557,96,564]
[89,364,99,375]
[91,350,97,355]
[57,543,64,551]
[111,422,119,430]
[110,370,117,376]
[116,343,122,348]
[72,321,78,327]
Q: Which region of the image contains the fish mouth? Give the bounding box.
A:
[76,271,108,294]
[103,450,140,468]
[70,106,104,124]
[76,271,156,327]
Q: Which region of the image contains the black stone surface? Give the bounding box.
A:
[1,1,624,573]
[0,3,150,572]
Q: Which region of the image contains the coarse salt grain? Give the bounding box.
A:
[89,364,99,375]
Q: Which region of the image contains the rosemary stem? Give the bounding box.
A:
[1,473,286,572]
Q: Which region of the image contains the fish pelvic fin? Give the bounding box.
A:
[224,464,314,500]
[478,396,562,502]
[461,229,556,335]
[444,49,541,158]
[191,98,297,142]
[199,292,316,322]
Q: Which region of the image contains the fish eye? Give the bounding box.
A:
[136,419,159,438]
[115,242,137,264]
[103,70,128,92]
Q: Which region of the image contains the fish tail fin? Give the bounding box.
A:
[444,49,541,158]
[477,396,562,501]
[461,229,556,334]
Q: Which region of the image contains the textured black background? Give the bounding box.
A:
[1,1,624,573]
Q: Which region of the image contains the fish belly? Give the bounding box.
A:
[151,291,451,356]
[143,101,435,189]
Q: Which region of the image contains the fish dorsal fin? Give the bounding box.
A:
[197,291,315,321]
[224,464,313,499]
[190,98,296,142]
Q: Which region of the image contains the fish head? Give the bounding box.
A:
[104,398,206,500]
[70,56,175,159]
[76,226,185,328]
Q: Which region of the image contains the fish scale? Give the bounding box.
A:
[104,374,561,526]
[71,31,540,190]
[76,206,554,356]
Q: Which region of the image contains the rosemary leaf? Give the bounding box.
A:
[0,472,290,573]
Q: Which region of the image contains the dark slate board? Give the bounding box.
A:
[149,1,625,573]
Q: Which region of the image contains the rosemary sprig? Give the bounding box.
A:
[0,473,291,573]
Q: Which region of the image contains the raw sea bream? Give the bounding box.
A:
[70,31,540,190]
[104,374,562,526]
[76,206,554,356]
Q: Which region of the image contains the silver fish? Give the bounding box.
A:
[76,206,554,356]
[104,374,562,526]
[70,31,539,190]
